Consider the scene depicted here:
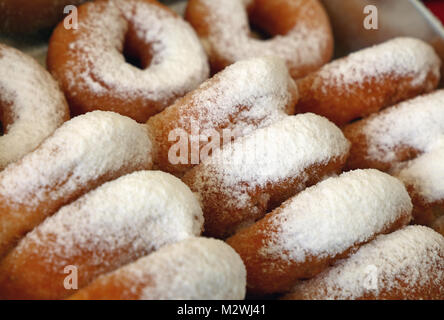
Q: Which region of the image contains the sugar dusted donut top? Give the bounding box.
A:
[72,237,247,300]
[396,138,444,204]
[190,0,332,78]
[311,37,440,92]
[188,114,350,209]
[354,90,444,164]
[70,0,209,97]
[49,0,209,121]
[12,170,203,272]
[147,56,299,176]
[152,56,298,136]
[177,56,297,134]
[0,111,152,207]
[287,226,444,300]
[0,45,68,169]
[262,169,412,263]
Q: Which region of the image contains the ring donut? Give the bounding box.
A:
[343,90,444,226]
[0,111,153,257]
[0,171,203,300]
[394,140,444,226]
[296,37,441,126]
[182,114,350,238]
[185,0,333,78]
[344,90,444,172]
[69,237,247,300]
[0,44,69,170]
[0,0,87,34]
[147,56,299,176]
[226,169,412,295]
[47,0,209,122]
[283,226,444,300]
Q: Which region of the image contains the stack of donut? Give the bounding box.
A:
[0,0,443,301]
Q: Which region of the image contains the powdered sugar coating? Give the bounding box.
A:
[0,45,68,169]
[287,226,444,300]
[360,90,444,164]
[396,138,444,204]
[312,37,440,92]
[75,237,247,300]
[183,56,297,134]
[58,0,209,117]
[193,0,331,78]
[159,56,297,137]
[146,56,298,177]
[188,114,350,209]
[0,111,152,207]
[262,169,413,262]
[11,171,203,277]
[147,57,298,176]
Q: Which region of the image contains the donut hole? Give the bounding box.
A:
[248,21,273,40]
[122,28,154,70]
[0,101,16,136]
[246,2,292,40]
[0,105,5,136]
[123,45,144,70]
[0,109,3,136]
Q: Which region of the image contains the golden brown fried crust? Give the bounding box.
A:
[0,160,151,260]
[67,272,156,300]
[183,155,348,239]
[283,228,444,300]
[342,119,422,172]
[226,208,411,296]
[406,185,444,226]
[283,270,444,300]
[297,70,440,127]
[0,236,147,300]
[342,113,443,227]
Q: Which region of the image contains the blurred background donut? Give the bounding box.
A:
[0,0,89,34]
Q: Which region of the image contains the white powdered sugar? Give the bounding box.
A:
[0,111,152,207]
[63,0,208,105]
[312,37,440,91]
[396,137,444,204]
[289,226,444,300]
[14,171,203,272]
[189,114,350,208]
[172,56,297,135]
[198,0,330,75]
[361,90,444,163]
[262,169,413,262]
[0,45,68,169]
[92,237,246,300]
